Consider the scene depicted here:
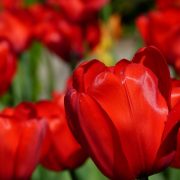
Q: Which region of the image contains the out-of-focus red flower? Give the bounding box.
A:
[83,19,101,50]
[0,102,47,180]
[156,0,180,9]
[47,0,109,22]
[0,10,32,54]
[0,40,16,96]
[30,4,84,62]
[136,9,180,74]
[35,92,86,171]
[0,0,23,9]
[65,46,180,179]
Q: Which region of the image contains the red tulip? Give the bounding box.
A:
[0,10,32,54]
[30,4,84,62]
[156,0,180,9]
[136,9,180,74]
[0,0,23,9]
[83,19,101,50]
[0,40,16,96]
[35,92,86,171]
[0,102,47,180]
[65,46,180,179]
[47,0,109,22]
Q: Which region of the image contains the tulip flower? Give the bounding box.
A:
[0,40,16,96]
[0,10,32,54]
[0,102,47,180]
[84,19,101,50]
[136,9,180,74]
[156,0,180,9]
[65,46,180,180]
[47,0,109,22]
[30,4,102,62]
[36,92,86,171]
[30,4,84,62]
[0,0,23,9]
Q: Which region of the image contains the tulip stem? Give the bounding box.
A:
[69,170,79,180]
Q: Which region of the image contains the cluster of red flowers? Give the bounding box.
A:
[0,91,87,179]
[0,0,108,179]
[137,0,180,74]
[1,1,180,180]
[0,0,108,97]
[2,45,180,180]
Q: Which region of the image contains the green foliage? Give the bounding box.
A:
[32,161,180,180]
[32,159,108,180]
[13,42,42,104]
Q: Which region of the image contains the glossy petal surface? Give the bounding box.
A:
[155,102,180,169]
[65,48,179,179]
[73,60,106,92]
[171,80,180,108]
[76,93,133,179]
[132,46,171,107]
[87,63,168,177]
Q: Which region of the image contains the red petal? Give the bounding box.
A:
[171,79,180,108]
[72,60,106,92]
[14,102,38,120]
[0,118,21,179]
[76,93,132,179]
[154,102,180,170]
[64,89,84,142]
[171,130,180,168]
[132,46,171,107]
[136,15,149,41]
[113,59,130,77]
[36,100,86,170]
[88,63,168,177]
[0,105,47,179]
[0,41,17,96]
[15,119,47,178]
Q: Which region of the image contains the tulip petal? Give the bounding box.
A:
[36,100,86,170]
[132,46,171,107]
[88,63,168,177]
[14,119,47,178]
[76,93,133,179]
[0,118,21,179]
[72,60,106,92]
[65,89,84,142]
[155,102,180,170]
[171,131,180,168]
[113,59,130,77]
[171,80,180,108]
[0,41,17,96]
[136,15,149,41]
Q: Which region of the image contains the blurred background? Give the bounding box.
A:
[0,0,180,179]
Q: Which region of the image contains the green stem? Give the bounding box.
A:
[46,52,54,96]
[29,41,42,102]
[69,170,79,180]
